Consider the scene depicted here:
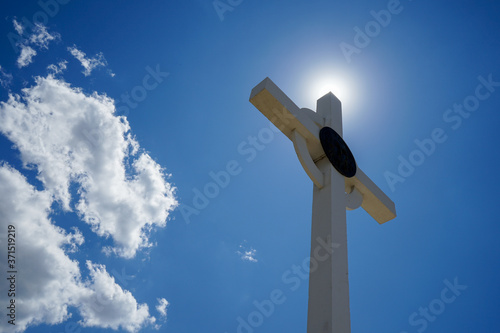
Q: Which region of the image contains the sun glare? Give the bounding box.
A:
[314,77,351,103]
[305,69,360,122]
[311,75,354,105]
[302,69,360,122]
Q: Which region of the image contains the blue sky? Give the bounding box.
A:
[0,1,500,332]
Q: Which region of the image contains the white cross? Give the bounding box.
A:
[249,77,396,332]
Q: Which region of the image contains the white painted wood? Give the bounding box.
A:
[306,89,350,332]
[249,77,397,332]
[345,169,396,223]
[250,78,324,161]
[292,130,324,188]
[308,156,351,333]
[346,186,363,211]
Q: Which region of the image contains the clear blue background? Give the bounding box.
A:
[1,0,500,332]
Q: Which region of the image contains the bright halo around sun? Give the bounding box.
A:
[310,76,353,106]
[315,77,347,101]
[303,69,360,121]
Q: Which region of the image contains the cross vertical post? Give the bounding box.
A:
[307,93,350,332]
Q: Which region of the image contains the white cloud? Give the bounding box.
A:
[47,60,68,75]
[156,298,169,318]
[17,45,37,68]
[68,45,108,76]
[13,21,59,68]
[29,23,59,49]
[0,164,84,332]
[78,261,155,332]
[0,65,13,88]
[0,165,157,333]
[237,242,258,263]
[0,75,177,258]
[13,19,23,35]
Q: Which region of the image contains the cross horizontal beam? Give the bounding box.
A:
[345,169,396,224]
[250,77,396,224]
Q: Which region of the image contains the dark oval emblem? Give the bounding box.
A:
[319,126,357,178]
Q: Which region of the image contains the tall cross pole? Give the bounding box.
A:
[249,77,396,332]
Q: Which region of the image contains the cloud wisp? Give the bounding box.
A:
[13,20,59,68]
[0,65,13,88]
[237,242,258,263]
[156,298,170,318]
[68,45,109,76]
